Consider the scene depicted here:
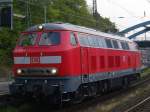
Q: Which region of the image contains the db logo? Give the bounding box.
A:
[30,57,40,64]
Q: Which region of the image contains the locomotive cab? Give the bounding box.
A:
[10,24,82,99]
[13,26,81,77]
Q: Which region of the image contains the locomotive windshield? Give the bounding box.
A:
[39,32,60,45]
[18,33,37,46]
[18,32,60,46]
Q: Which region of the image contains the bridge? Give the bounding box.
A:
[117,21,150,67]
[117,20,150,39]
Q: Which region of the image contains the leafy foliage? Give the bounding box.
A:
[0,0,118,66]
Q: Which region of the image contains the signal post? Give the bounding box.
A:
[0,0,13,30]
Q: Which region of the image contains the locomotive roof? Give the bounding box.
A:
[26,22,132,42]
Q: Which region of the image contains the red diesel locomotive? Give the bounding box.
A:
[9,23,141,103]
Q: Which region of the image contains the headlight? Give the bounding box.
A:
[38,25,43,30]
[51,68,58,75]
[17,69,22,75]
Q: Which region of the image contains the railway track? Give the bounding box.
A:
[123,96,150,112]
[0,81,11,96]
[51,74,150,112]
[0,74,150,112]
[0,91,9,96]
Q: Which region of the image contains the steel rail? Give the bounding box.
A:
[123,96,150,112]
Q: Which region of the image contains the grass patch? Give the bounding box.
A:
[0,104,36,112]
[141,67,150,77]
[0,66,12,81]
[0,107,17,112]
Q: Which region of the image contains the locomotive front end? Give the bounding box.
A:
[9,24,81,101]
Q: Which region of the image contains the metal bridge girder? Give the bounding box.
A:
[118,20,150,35]
[128,27,150,39]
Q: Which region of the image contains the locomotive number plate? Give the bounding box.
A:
[30,57,40,64]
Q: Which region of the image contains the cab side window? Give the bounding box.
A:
[70,32,77,46]
[106,39,113,48]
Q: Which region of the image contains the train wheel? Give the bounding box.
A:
[136,73,141,80]
[89,83,97,96]
[48,93,63,108]
[102,81,109,93]
[72,87,84,104]
[123,77,129,89]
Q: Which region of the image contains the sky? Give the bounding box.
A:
[86,0,150,40]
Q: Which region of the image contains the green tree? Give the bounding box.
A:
[0,0,118,66]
